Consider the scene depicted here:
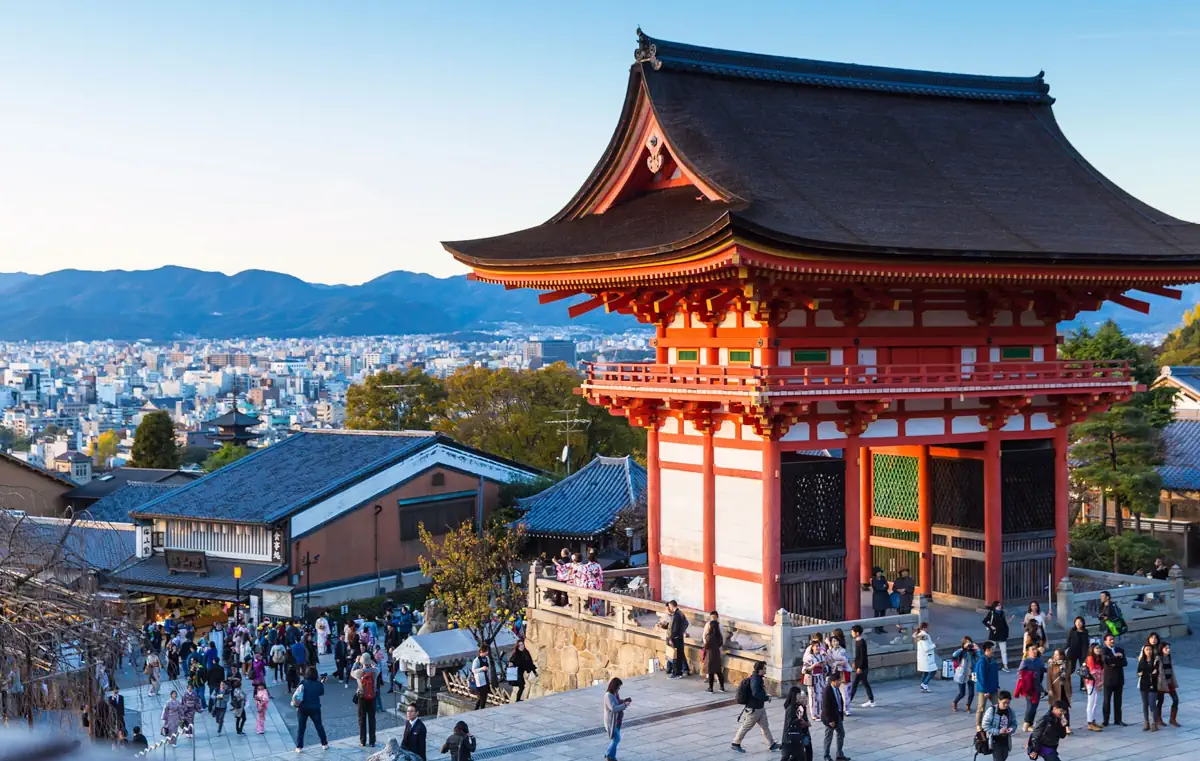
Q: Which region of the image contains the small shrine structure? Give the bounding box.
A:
[444,31,1200,624]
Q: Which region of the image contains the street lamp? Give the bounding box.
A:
[302,552,320,618]
[233,566,242,625]
[624,526,634,565]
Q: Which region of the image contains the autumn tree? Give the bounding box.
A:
[89,430,120,465]
[203,442,252,473]
[1158,303,1200,367]
[345,368,447,431]
[417,519,526,673]
[129,410,180,469]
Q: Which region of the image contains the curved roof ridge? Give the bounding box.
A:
[635,29,1052,104]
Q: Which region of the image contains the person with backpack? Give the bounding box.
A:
[980,690,1017,761]
[351,652,379,747]
[1028,701,1068,761]
[780,687,813,761]
[982,602,1014,672]
[229,680,248,735]
[951,636,978,713]
[1101,632,1127,727]
[270,641,287,683]
[602,678,630,761]
[731,661,778,753]
[974,641,1001,732]
[1014,645,1045,731]
[441,720,477,761]
[469,647,491,710]
[848,625,874,708]
[1098,591,1126,638]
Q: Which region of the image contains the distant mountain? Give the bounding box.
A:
[0,266,629,340]
[1062,285,1200,338]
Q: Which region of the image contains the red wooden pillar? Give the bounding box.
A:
[1053,426,1070,584]
[646,425,662,597]
[655,323,668,364]
[762,436,782,624]
[844,435,863,620]
[705,323,718,365]
[917,444,933,594]
[984,433,1003,604]
[860,446,873,585]
[702,428,717,611]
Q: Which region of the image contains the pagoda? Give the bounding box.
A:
[209,407,261,447]
[443,31,1200,624]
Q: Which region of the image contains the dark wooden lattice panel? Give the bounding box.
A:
[933,553,950,594]
[780,549,846,621]
[951,556,986,601]
[1002,450,1055,533]
[780,459,845,551]
[870,545,922,587]
[931,457,984,530]
[873,453,918,521]
[1003,556,1054,603]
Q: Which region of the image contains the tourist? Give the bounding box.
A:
[315,614,330,655]
[208,679,228,735]
[974,641,1001,731]
[1024,601,1049,644]
[1046,648,1072,729]
[602,677,631,761]
[271,640,287,683]
[304,633,319,668]
[951,636,978,713]
[1156,641,1180,728]
[780,687,813,761]
[703,611,725,693]
[372,642,389,712]
[207,656,224,706]
[552,548,572,606]
[730,661,777,753]
[254,682,271,735]
[1023,620,1044,656]
[469,646,491,710]
[828,630,853,715]
[1065,617,1088,676]
[441,720,476,761]
[821,672,849,761]
[129,726,148,753]
[1082,644,1105,731]
[400,703,427,760]
[180,684,202,739]
[982,602,1014,671]
[1136,643,1160,731]
[334,634,350,684]
[1098,591,1122,638]
[230,679,248,735]
[397,605,415,641]
[870,567,891,633]
[251,650,267,687]
[1028,701,1068,761]
[582,549,604,614]
[666,600,689,679]
[160,691,182,747]
[295,666,330,752]
[166,640,181,681]
[981,690,1017,761]
[509,640,537,701]
[351,652,379,746]
[385,625,401,692]
[144,650,162,696]
[913,622,937,693]
[187,657,207,710]
[1145,630,1163,656]
[848,625,874,708]
[1101,632,1128,726]
[801,635,827,721]
[1014,645,1045,731]
[893,568,915,615]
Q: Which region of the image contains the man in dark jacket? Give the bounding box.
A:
[870,568,890,633]
[1028,702,1067,760]
[731,661,777,753]
[892,569,915,614]
[400,703,427,760]
[1102,633,1128,726]
[334,636,349,683]
[848,625,874,707]
[821,672,850,761]
[666,601,689,679]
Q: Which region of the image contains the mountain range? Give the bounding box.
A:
[0,267,1193,341]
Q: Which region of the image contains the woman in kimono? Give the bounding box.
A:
[825,630,853,717]
[583,550,605,614]
[160,690,183,746]
[144,650,163,697]
[801,636,828,721]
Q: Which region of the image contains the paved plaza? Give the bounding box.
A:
[110,652,1200,761]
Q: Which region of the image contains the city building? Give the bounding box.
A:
[209,408,262,447]
[0,451,77,517]
[52,450,92,484]
[64,467,199,516]
[444,31,1200,622]
[524,339,576,369]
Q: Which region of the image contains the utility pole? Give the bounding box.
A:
[379,384,420,431]
[545,407,591,476]
[301,551,320,617]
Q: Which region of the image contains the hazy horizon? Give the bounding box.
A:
[3,2,1199,285]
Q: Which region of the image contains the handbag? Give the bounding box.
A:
[889,592,901,609]
[506,665,519,682]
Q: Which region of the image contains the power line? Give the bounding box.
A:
[545,407,590,475]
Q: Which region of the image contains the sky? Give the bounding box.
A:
[1,2,1199,284]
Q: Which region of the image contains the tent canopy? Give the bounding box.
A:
[391,628,517,669]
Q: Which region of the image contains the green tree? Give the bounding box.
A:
[1061,319,1173,429]
[345,368,447,431]
[1158,303,1200,366]
[179,445,212,466]
[0,426,31,452]
[202,443,252,473]
[129,410,180,469]
[89,430,121,464]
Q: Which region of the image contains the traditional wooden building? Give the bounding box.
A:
[444,32,1200,624]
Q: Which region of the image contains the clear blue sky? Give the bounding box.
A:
[1,2,1198,283]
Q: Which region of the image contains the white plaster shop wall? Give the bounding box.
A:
[716,577,762,621]
[662,565,705,610]
[713,475,762,573]
[659,467,704,609]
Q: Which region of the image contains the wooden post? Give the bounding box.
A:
[1053,426,1070,585]
[705,322,718,365]
[702,428,716,611]
[861,446,873,586]
[917,445,933,593]
[844,435,863,620]
[762,437,782,624]
[984,433,1003,604]
[655,323,668,364]
[647,425,662,598]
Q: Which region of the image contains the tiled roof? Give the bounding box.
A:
[84,482,182,523]
[515,456,646,538]
[0,450,77,488]
[106,554,283,600]
[129,430,442,523]
[1159,420,1200,491]
[1156,367,1200,399]
[0,516,136,572]
[64,467,198,501]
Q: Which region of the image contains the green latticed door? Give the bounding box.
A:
[870,453,921,587]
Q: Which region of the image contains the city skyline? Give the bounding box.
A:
[2,2,1199,284]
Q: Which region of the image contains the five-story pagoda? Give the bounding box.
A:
[444,31,1200,624]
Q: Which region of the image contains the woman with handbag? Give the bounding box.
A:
[1082,645,1105,731]
[801,636,827,721]
[442,720,478,761]
[913,622,938,693]
[144,651,162,697]
[780,687,813,761]
[160,690,182,747]
[509,640,537,702]
[951,636,978,713]
[702,611,725,693]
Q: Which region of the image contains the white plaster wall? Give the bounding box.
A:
[906,418,946,437]
[714,419,738,440]
[716,577,762,621]
[1029,413,1054,431]
[857,348,877,366]
[668,417,683,435]
[780,310,807,327]
[669,313,686,329]
[861,419,899,438]
[741,425,762,441]
[816,422,847,440]
[830,348,844,365]
[744,315,761,328]
[860,309,914,328]
[719,348,728,366]
[1033,347,1045,361]
[922,310,973,327]
[660,441,703,465]
[989,347,1001,362]
[951,416,987,434]
[714,475,763,572]
[720,312,739,328]
[780,423,811,442]
[714,446,763,471]
[683,420,707,437]
[660,469,703,561]
[779,351,792,367]
[962,348,978,365]
[661,565,704,611]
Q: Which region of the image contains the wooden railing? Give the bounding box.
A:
[582,360,1134,398]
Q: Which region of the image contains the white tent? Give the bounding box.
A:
[391,628,518,670]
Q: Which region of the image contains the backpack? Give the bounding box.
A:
[972,730,992,758]
[359,668,377,701]
[271,645,286,665]
[735,677,752,706]
[230,691,245,711]
[291,684,304,708]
